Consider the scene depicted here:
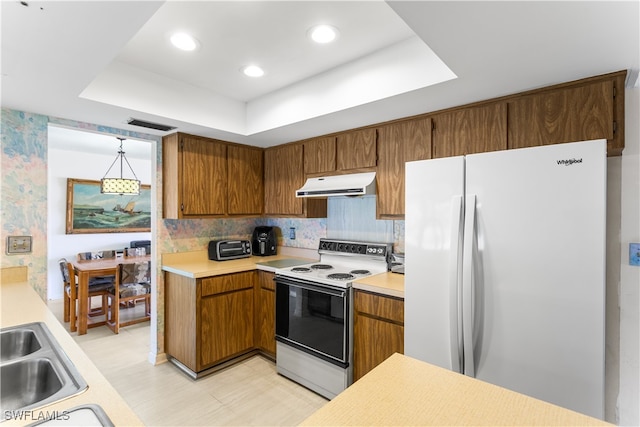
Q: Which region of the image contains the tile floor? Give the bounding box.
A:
[47,299,328,426]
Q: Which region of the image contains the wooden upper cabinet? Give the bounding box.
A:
[181,136,227,216]
[508,79,616,151]
[264,144,304,216]
[376,117,432,218]
[304,136,336,174]
[432,103,507,159]
[162,133,227,218]
[227,144,263,215]
[337,128,377,170]
[264,144,326,218]
[162,133,263,218]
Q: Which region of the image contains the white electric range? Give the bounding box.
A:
[274,238,392,399]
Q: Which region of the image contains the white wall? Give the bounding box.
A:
[46,144,152,300]
[619,86,640,426]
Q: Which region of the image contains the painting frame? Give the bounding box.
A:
[66,178,151,234]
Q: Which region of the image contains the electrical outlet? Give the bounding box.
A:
[289,227,296,240]
[630,243,640,266]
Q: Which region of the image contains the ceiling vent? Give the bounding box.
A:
[126,118,176,132]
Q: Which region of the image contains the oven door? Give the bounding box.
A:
[275,275,349,368]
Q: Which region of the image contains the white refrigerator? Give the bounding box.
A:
[404,139,606,419]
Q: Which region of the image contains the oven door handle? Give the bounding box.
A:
[275,275,347,297]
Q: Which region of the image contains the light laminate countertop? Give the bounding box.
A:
[300,353,611,426]
[161,250,313,278]
[0,281,143,426]
[162,250,405,299]
[353,272,404,298]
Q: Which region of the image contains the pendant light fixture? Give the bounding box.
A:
[100,137,140,195]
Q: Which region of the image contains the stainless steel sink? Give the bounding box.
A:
[0,323,88,415]
[1,328,42,361]
[1,358,64,412]
[27,404,115,427]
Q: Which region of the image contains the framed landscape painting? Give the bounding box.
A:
[66,178,151,234]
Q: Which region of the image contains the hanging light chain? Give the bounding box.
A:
[100,137,141,195]
[101,137,139,181]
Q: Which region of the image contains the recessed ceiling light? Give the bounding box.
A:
[242,65,265,78]
[308,25,339,44]
[170,32,199,51]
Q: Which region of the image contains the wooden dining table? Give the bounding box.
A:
[72,255,151,335]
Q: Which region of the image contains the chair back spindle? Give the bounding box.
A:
[107,260,152,334]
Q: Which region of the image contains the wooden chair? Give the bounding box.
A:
[121,247,148,308]
[60,259,111,332]
[106,261,151,334]
[76,250,117,287]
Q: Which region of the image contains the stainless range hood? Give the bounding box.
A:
[296,172,376,198]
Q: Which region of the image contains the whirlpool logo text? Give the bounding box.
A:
[557,158,583,166]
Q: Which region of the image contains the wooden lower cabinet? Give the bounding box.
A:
[200,278,254,367]
[353,290,404,381]
[255,271,276,357]
[164,270,256,375]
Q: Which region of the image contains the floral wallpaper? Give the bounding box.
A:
[262,217,327,248]
[1,110,48,296]
[1,106,404,361]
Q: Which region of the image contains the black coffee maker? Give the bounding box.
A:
[252,226,277,256]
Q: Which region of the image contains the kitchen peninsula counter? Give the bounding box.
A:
[162,250,313,278]
[0,280,143,426]
[353,271,404,298]
[162,249,316,377]
[300,353,610,426]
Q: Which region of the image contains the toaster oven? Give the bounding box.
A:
[208,240,251,261]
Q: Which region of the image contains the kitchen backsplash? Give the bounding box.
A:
[261,217,327,249]
[327,196,393,242]
[160,196,405,255]
[162,218,260,253]
[264,196,405,253]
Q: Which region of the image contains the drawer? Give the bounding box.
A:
[258,271,276,291]
[200,271,256,297]
[354,290,404,324]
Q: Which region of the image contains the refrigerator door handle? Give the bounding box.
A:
[462,194,477,377]
[449,195,464,373]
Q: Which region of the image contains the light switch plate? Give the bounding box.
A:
[630,243,640,266]
[6,236,32,254]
